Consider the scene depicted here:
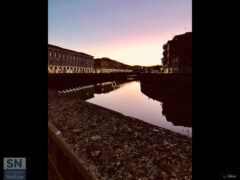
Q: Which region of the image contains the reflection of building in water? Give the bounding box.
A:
[58,85,95,100]
[57,81,127,100]
[140,83,192,127]
[94,81,120,94]
[95,81,135,94]
[57,80,136,100]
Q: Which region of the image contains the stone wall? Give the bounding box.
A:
[48,72,134,90]
[139,73,192,91]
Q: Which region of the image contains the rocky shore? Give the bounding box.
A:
[48,94,192,180]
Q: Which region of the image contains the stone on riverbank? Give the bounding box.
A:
[48,95,192,180]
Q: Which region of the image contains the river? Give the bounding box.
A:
[58,79,192,137]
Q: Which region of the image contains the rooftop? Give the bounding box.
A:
[48,44,94,57]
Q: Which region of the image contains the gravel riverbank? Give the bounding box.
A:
[48,94,192,180]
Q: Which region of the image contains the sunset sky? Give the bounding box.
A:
[48,0,192,66]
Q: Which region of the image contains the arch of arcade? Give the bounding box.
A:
[48,44,95,73]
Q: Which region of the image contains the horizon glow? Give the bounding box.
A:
[49,0,192,66]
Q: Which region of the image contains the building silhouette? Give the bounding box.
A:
[162,32,192,73]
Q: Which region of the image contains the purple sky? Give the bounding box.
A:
[49,0,192,66]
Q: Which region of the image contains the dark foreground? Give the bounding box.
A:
[48,93,192,180]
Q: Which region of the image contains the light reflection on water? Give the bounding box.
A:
[87,81,192,137]
[58,80,192,137]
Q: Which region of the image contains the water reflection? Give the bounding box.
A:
[58,85,95,100]
[57,80,192,137]
[140,83,192,127]
[58,81,131,100]
[95,82,119,94]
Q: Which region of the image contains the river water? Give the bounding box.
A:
[58,80,192,137]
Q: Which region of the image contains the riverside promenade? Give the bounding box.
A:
[48,92,192,180]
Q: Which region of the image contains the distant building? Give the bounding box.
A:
[132,66,144,73]
[94,57,132,73]
[149,65,163,73]
[162,32,192,73]
[48,44,95,73]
